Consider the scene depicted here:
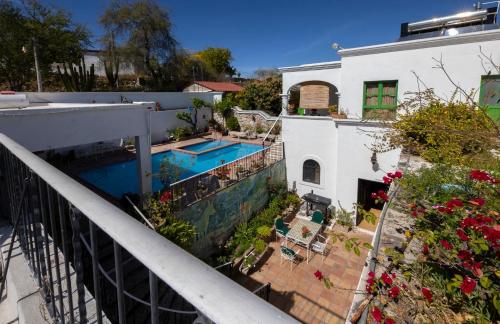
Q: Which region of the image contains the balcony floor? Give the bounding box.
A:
[233,224,373,324]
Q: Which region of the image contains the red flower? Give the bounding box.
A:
[391,273,396,279]
[368,271,375,278]
[383,176,392,184]
[460,276,477,295]
[422,244,430,255]
[470,170,494,182]
[393,170,403,178]
[457,249,472,260]
[371,307,383,322]
[463,261,483,277]
[469,197,485,206]
[371,192,378,199]
[437,206,453,214]
[461,217,478,229]
[385,318,395,324]
[456,228,469,241]
[475,214,494,225]
[480,226,500,243]
[422,287,433,302]
[159,190,172,203]
[377,190,389,202]
[381,272,393,286]
[388,286,400,298]
[446,198,463,209]
[314,270,323,280]
[439,239,453,250]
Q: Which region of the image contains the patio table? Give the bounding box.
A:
[285,219,322,263]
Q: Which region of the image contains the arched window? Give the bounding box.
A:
[303,160,320,184]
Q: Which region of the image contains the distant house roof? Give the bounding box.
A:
[193,81,243,92]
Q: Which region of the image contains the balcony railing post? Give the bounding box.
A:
[27,172,43,288]
[89,221,103,324]
[114,241,126,324]
[70,206,87,323]
[37,176,57,318]
[149,270,159,324]
[47,185,66,324]
[57,194,75,323]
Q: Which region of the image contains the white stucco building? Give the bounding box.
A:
[279,6,500,224]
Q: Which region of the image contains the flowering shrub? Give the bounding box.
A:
[364,166,500,322]
[385,89,497,166]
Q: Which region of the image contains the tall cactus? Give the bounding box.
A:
[57,59,96,92]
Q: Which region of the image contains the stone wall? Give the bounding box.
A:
[214,107,280,133]
[177,159,286,257]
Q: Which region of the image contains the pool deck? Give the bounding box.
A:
[151,134,267,154]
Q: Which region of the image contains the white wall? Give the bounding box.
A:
[339,32,500,118]
[282,116,400,211]
[19,92,220,145]
[282,67,341,94]
[0,103,152,152]
[334,122,401,210]
[150,107,212,143]
[21,91,222,110]
[282,116,337,200]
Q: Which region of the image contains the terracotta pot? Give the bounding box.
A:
[330,112,347,119]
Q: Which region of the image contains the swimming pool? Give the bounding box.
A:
[79,142,263,198]
[179,140,234,152]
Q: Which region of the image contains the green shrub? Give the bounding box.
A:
[285,193,301,207]
[226,116,240,131]
[255,122,266,134]
[387,89,497,166]
[144,198,196,250]
[253,239,267,254]
[256,225,271,238]
[227,185,290,258]
[171,126,192,141]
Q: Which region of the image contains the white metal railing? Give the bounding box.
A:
[0,133,297,324]
[262,111,283,145]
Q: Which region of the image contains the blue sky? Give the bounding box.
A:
[41,0,474,76]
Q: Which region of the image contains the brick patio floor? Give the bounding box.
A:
[233,223,373,324]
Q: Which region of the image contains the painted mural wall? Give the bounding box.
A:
[178,159,286,257]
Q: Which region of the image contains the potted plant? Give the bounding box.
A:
[238,225,271,275]
[329,105,348,119]
[216,165,231,186]
[335,208,354,232]
[302,226,311,238]
[236,164,250,180]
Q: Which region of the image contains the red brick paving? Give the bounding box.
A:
[234,224,373,323]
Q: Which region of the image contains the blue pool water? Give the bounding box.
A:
[79,142,263,198]
[180,140,232,152]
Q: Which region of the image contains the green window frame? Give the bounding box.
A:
[363,80,398,110]
[479,75,500,122]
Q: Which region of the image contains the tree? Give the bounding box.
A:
[0,0,89,90]
[253,68,280,80]
[176,98,208,132]
[241,77,282,115]
[100,0,178,90]
[0,1,32,90]
[100,32,122,89]
[194,47,236,81]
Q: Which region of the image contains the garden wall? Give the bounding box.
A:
[214,107,280,133]
[177,159,286,257]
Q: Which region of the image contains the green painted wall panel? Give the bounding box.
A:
[178,160,286,257]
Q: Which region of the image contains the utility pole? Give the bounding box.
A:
[32,38,42,92]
